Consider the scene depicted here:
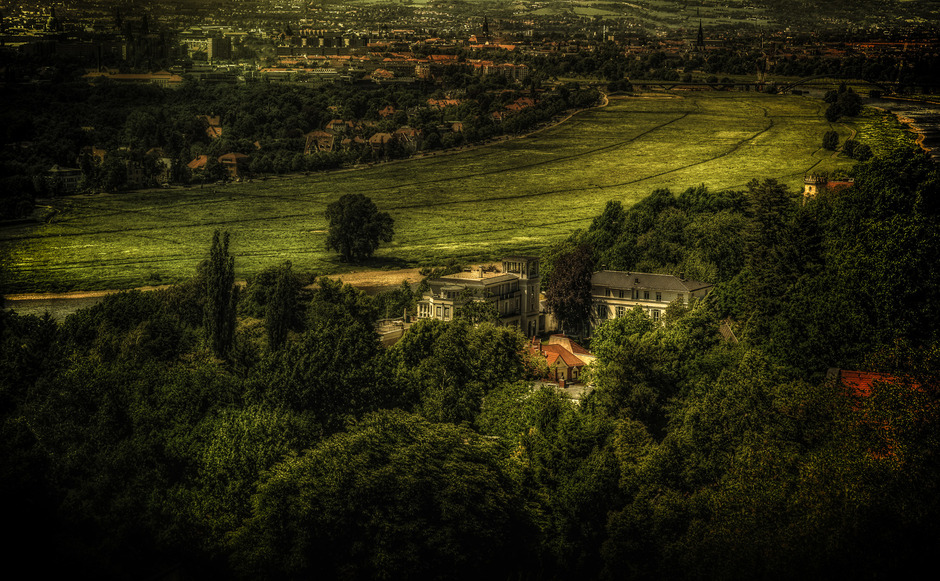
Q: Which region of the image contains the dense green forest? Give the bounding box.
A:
[1,147,938,579]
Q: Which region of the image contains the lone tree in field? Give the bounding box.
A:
[325,194,395,262]
[822,130,839,151]
[204,230,237,358]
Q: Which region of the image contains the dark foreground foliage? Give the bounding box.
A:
[1,149,938,579]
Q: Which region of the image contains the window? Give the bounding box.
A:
[652,309,660,321]
[643,291,650,300]
[616,306,625,317]
[436,306,442,318]
[656,292,662,302]
[619,289,626,298]
[605,287,611,297]
[596,304,609,319]
[443,307,450,319]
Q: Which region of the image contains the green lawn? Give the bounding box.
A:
[1,92,870,293]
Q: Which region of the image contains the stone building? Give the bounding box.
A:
[416,256,541,336]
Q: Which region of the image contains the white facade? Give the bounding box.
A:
[590,270,712,324]
[417,256,541,336]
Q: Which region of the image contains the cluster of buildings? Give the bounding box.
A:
[416,256,712,333]
[414,256,713,384]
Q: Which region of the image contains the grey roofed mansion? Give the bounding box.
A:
[591,270,713,323]
[416,256,541,337]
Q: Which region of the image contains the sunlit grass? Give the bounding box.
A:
[0,92,869,293]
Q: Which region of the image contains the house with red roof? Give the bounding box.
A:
[529,335,594,383]
[803,174,854,203]
[187,155,208,171]
[304,130,335,154]
[368,132,395,151]
[198,115,223,140]
[828,368,922,399]
[394,126,422,150]
[828,368,927,460]
[218,152,250,179]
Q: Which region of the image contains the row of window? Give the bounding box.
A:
[420,298,521,319]
[602,288,683,303]
[505,261,537,277]
[596,304,661,321]
[417,303,451,319]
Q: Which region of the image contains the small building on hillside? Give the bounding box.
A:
[46,164,82,194]
[529,335,595,384]
[187,155,209,172]
[304,130,335,154]
[827,368,926,460]
[803,174,854,203]
[416,256,541,336]
[218,152,250,179]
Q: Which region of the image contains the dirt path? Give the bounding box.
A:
[3,262,503,302]
[6,285,176,301]
[329,267,425,291]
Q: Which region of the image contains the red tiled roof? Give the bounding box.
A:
[187,155,208,170]
[836,369,918,398]
[218,152,249,163]
[827,180,854,191]
[548,335,591,356]
[540,344,585,368]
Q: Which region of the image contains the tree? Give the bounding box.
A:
[230,410,539,579]
[455,288,500,325]
[589,200,627,250]
[842,138,859,158]
[836,90,862,117]
[265,261,297,350]
[204,230,237,358]
[544,244,595,335]
[822,130,839,151]
[324,194,394,262]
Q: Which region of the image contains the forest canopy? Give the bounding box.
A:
[1,148,938,579]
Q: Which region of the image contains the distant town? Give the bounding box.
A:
[4,0,939,87]
[2,1,937,208]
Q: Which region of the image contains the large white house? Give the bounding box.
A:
[590,270,713,324]
[416,256,541,337]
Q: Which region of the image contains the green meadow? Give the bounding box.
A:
[1,92,886,293]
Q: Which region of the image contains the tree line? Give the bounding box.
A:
[0,74,599,220]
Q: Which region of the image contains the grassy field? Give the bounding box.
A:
[0,92,869,293]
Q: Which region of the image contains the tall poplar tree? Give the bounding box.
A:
[265,261,295,350]
[205,230,236,358]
